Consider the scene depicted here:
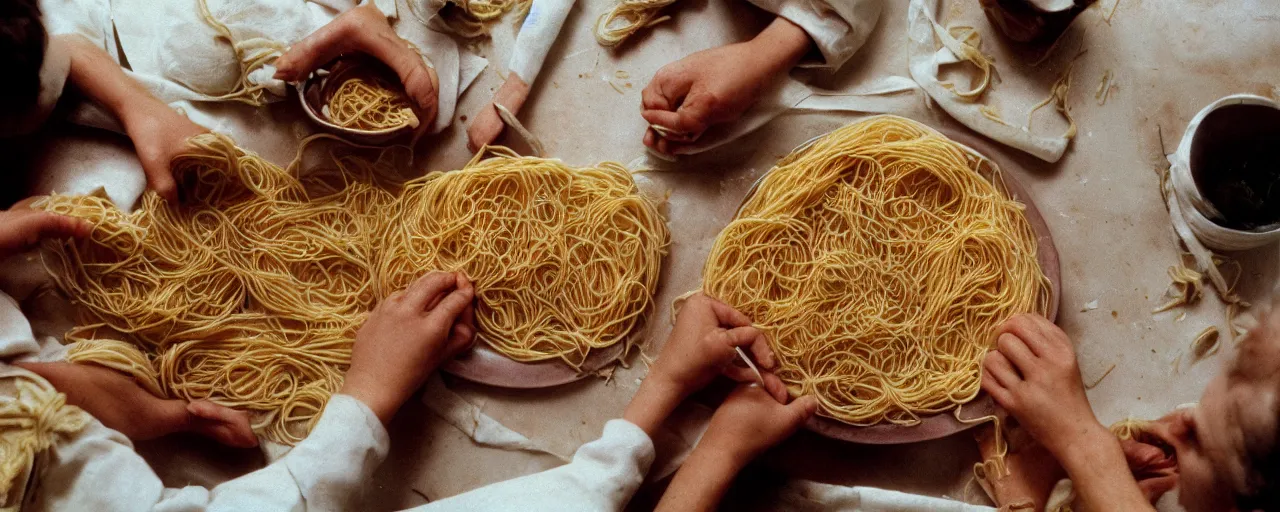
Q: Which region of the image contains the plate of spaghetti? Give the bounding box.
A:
[698,115,1060,444]
[375,148,671,388]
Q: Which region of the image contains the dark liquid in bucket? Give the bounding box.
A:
[1190,103,1280,230]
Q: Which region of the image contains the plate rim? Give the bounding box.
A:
[726,118,1062,444]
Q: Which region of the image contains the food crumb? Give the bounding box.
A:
[460,115,468,122]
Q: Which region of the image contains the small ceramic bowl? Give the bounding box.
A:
[1168,94,1280,251]
[297,57,417,145]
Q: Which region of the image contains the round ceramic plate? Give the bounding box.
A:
[734,121,1062,444]
[443,332,633,389]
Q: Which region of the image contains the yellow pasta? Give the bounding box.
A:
[374,147,669,368]
[432,0,533,38]
[0,372,90,506]
[325,74,419,131]
[37,134,666,444]
[37,133,397,444]
[697,115,1050,426]
[595,0,677,47]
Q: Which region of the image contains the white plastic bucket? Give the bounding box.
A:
[1168,94,1280,251]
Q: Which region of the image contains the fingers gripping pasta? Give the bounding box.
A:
[699,116,1051,426]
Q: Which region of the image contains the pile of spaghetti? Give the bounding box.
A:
[322,61,419,132]
[699,115,1050,426]
[374,148,669,368]
[37,135,666,444]
[37,133,401,444]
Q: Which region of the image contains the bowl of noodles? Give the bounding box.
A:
[702,116,1061,444]
[297,56,420,145]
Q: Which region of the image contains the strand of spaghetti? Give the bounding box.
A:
[594,0,677,47]
[694,115,1050,426]
[427,0,532,38]
[196,0,287,106]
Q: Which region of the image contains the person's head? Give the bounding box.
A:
[1157,306,1280,512]
[0,0,46,121]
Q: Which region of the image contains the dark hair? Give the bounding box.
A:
[1230,309,1280,511]
[0,0,47,118]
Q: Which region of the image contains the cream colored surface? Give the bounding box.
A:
[15,0,1280,509]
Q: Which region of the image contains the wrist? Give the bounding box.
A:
[623,373,685,436]
[339,373,398,425]
[683,440,748,489]
[750,17,813,74]
[697,430,756,471]
[1053,422,1121,474]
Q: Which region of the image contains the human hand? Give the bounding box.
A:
[653,382,815,512]
[123,103,208,203]
[466,75,531,153]
[1119,437,1179,502]
[698,383,818,467]
[650,293,781,400]
[0,199,92,259]
[641,17,811,155]
[623,293,780,436]
[341,271,476,423]
[275,3,439,129]
[981,314,1108,459]
[974,422,1066,510]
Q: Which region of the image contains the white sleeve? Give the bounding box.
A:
[744,0,883,70]
[26,394,388,512]
[201,394,390,511]
[405,419,655,512]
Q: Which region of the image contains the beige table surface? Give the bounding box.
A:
[16,0,1280,509]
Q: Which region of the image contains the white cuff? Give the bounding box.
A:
[746,0,883,70]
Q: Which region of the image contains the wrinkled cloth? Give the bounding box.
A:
[18,393,387,512]
[906,0,1071,163]
[747,0,883,70]
[22,394,651,512]
[38,0,485,135]
[770,479,994,511]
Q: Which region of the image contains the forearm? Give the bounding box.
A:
[1057,430,1156,512]
[62,35,168,127]
[655,443,743,512]
[750,17,815,77]
[622,376,685,437]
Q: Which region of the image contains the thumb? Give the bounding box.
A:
[273,10,359,81]
[783,395,819,430]
[147,169,180,204]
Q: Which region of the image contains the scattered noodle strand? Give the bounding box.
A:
[197,0,287,106]
[595,0,678,47]
[697,115,1050,426]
